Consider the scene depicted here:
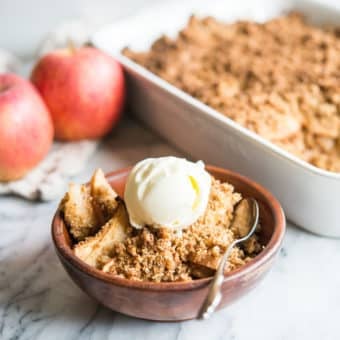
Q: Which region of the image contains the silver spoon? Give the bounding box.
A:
[198,198,259,320]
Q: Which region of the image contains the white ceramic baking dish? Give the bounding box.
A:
[92,0,340,237]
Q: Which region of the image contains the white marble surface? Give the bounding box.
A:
[0,119,339,340]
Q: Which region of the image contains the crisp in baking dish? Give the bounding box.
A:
[92,0,340,236]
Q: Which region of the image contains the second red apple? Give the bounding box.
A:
[31,47,125,141]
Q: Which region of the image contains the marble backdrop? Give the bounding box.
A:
[0,119,339,340]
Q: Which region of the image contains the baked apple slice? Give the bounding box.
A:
[61,183,100,241]
[74,202,130,268]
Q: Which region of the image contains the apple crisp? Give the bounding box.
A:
[123,13,340,172]
[61,170,262,282]
[60,169,119,241]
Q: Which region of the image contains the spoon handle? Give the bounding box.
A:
[198,199,259,320]
[198,238,239,319]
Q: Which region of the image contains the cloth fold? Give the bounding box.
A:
[0,140,98,201]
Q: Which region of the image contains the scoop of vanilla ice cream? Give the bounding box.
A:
[124,157,211,230]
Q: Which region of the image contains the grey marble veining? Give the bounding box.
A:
[1,119,340,340]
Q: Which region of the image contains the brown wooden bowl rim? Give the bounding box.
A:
[52,165,285,292]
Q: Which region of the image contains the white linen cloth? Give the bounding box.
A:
[0,141,98,201]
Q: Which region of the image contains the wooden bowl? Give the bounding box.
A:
[52,165,285,321]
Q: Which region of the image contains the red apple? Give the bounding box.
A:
[0,73,54,181]
[31,47,125,141]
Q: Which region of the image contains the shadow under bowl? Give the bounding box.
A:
[51,165,285,321]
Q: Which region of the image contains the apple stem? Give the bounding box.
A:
[0,85,10,94]
[67,39,76,54]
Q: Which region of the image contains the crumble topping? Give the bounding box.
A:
[123,13,340,172]
[62,170,262,282]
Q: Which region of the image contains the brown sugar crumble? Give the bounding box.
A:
[62,168,263,282]
[123,13,340,172]
[66,175,262,283]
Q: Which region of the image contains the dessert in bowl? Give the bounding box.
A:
[52,157,285,320]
